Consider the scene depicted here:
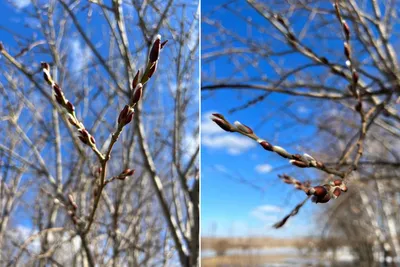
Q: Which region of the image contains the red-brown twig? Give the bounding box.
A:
[40,36,167,235]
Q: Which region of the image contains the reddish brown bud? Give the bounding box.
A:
[316,161,325,168]
[287,32,296,42]
[211,117,232,132]
[211,113,223,119]
[292,154,302,160]
[124,110,134,125]
[279,174,292,184]
[259,140,273,151]
[117,168,135,180]
[43,72,52,85]
[132,70,140,89]
[149,37,161,63]
[78,135,88,145]
[118,105,135,126]
[283,179,292,184]
[121,168,135,177]
[66,101,75,113]
[344,42,350,58]
[118,105,130,124]
[68,117,79,127]
[148,61,158,78]
[53,83,62,97]
[131,83,143,105]
[316,194,331,203]
[343,21,350,39]
[276,15,285,26]
[55,95,63,105]
[78,129,90,145]
[89,135,96,145]
[321,57,329,64]
[160,40,168,49]
[333,187,341,198]
[80,129,89,139]
[333,179,342,186]
[352,71,359,84]
[0,42,3,51]
[313,186,327,197]
[41,62,50,71]
[234,121,253,134]
[290,160,309,168]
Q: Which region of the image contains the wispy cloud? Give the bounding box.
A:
[255,164,272,174]
[202,111,224,135]
[203,135,255,155]
[69,39,92,72]
[202,111,255,155]
[9,225,40,253]
[183,132,199,159]
[12,0,30,9]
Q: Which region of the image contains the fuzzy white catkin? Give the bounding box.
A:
[303,153,315,161]
[234,121,251,134]
[273,146,287,155]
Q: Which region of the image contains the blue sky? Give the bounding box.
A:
[200,1,328,238]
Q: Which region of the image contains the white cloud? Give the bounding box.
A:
[202,119,223,135]
[201,111,223,135]
[202,111,256,155]
[69,39,92,72]
[184,133,198,156]
[202,135,255,155]
[12,0,30,9]
[255,164,272,174]
[256,205,283,212]
[10,225,40,253]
